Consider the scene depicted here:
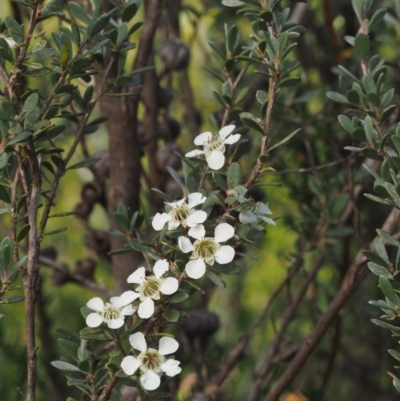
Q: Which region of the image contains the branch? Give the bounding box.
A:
[262,208,400,401]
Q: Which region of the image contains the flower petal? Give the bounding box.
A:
[219,125,235,139]
[188,223,205,240]
[119,290,139,306]
[138,298,155,319]
[121,356,141,376]
[224,133,241,144]
[239,211,258,224]
[187,192,207,208]
[185,258,206,279]
[107,317,125,329]
[186,149,205,158]
[160,277,179,295]
[127,267,146,284]
[161,359,182,376]
[194,131,212,145]
[140,371,161,391]
[87,297,104,312]
[206,150,225,170]
[158,336,179,355]
[214,223,234,243]
[129,332,147,352]
[215,245,235,264]
[86,313,103,328]
[152,213,171,231]
[186,210,207,227]
[153,259,170,278]
[178,236,194,253]
[121,304,136,316]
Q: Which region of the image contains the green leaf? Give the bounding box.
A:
[58,339,79,362]
[51,361,82,372]
[166,166,185,191]
[222,0,245,6]
[227,162,241,189]
[367,262,393,279]
[5,17,24,43]
[326,91,350,104]
[41,0,62,16]
[168,292,189,303]
[8,255,28,277]
[338,115,354,134]
[367,8,387,32]
[0,38,14,62]
[88,14,110,37]
[380,276,398,305]
[278,76,301,88]
[17,224,30,242]
[389,349,400,362]
[206,271,226,287]
[232,139,250,162]
[55,328,80,344]
[0,185,10,204]
[43,227,68,236]
[354,33,369,59]
[0,295,24,304]
[0,100,16,120]
[374,237,389,264]
[371,319,400,332]
[22,93,39,116]
[268,128,301,152]
[7,131,33,146]
[67,157,100,170]
[122,3,138,22]
[165,309,180,322]
[226,24,239,54]
[68,2,91,24]
[55,84,77,94]
[240,112,263,134]
[377,229,400,247]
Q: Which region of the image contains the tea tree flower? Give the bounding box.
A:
[127,260,179,319]
[239,201,276,226]
[178,223,235,279]
[152,192,207,231]
[86,291,137,329]
[121,332,181,391]
[185,125,240,170]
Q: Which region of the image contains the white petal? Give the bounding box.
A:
[259,216,276,225]
[152,213,171,231]
[186,210,207,227]
[160,277,179,295]
[107,318,125,329]
[188,224,205,240]
[121,304,136,316]
[127,267,146,284]
[153,259,170,278]
[119,290,139,306]
[214,223,234,243]
[138,298,155,319]
[161,359,182,376]
[224,133,241,144]
[178,236,194,253]
[186,149,205,158]
[110,296,122,308]
[187,192,207,208]
[206,151,225,170]
[87,297,104,312]
[218,125,235,139]
[255,201,272,215]
[194,131,212,145]
[129,332,147,352]
[239,211,258,224]
[185,259,206,279]
[215,245,235,264]
[140,371,161,391]
[158,336,179,355]
[86,313,103,328]
[121,356,141,376]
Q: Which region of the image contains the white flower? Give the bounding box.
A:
[127,260,179,319]
[239,201,276,226]
[121,332,181,391]
[178,223,235,279]
[152,192,207,231]
[85,291,137,329]
[185,125,240,170]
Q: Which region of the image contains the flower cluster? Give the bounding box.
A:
[82,123,276,393]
